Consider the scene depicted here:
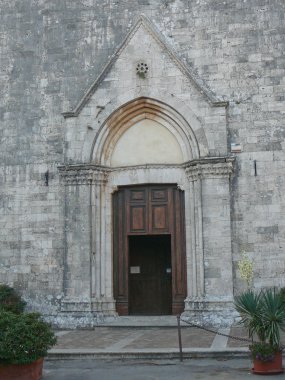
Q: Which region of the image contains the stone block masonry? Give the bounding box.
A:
[1,0,284,327]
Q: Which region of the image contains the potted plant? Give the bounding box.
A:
[235,288,285,375]
[0,286,57,380]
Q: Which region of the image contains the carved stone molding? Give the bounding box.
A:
[58,158,234,184]
[185,157,234,181]
[58,164,110,185]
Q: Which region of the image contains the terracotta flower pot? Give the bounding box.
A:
[0,358,44,380]
[252,351,284,375]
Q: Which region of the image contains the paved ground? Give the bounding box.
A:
[49,325,250,359]
[43,358,285,380]
[54,327,216,349]
[45,323,285,379]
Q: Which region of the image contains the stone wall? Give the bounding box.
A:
[1,0,284,326]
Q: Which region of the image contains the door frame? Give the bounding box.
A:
[113,184,187,316]
[59,158,234,321]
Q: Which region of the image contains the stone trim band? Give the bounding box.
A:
[58,157,234,185]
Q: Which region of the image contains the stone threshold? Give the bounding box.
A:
[99,315,187,327]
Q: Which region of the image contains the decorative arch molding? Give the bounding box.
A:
[91,97,202,165]
[79,92,213,163]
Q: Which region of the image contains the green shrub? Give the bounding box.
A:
[0,311,57,365]
[0,284,26,314]
[235,288,285,362]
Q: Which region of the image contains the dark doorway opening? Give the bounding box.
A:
[129,235,172,315]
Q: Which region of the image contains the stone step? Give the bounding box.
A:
[48,348,249,361]
[99,315,189,327]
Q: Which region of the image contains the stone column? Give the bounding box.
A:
[183,158,235,324]
[90,173,102,301]
[185,166,204,304]
[58,166,96,315]
[58,165,116,318]
[90,168,116,314]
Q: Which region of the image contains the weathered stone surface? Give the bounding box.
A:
[1,0,284,327]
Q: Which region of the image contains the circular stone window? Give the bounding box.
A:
[136,62,149,78]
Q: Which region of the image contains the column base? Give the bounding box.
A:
[182,297,238,327]
[51,297,117,328]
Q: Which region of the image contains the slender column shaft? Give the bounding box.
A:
[100,185,106,298]
[91,182,102,299]
[184,182,193,299]
[194,177,204,297]
[189,179,197,298]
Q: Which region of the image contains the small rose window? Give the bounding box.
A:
[136,62,149,78]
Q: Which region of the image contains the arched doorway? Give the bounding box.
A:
[113,184,186,315]
[59,96,234,325]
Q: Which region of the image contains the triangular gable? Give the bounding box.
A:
[63,15,227,118]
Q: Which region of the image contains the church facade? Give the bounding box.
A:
[1,1,284,327]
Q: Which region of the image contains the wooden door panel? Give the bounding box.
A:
[171,189,186,315]
[130,189,146,201]
[128,188,147,234]
[151,205,168,230]
[151,188,168,202]
[113,190,128,315]
[130,206,146,232]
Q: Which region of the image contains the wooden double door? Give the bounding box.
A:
[113,184,186,316]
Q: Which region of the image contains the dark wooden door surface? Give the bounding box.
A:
[113,184,186,316]
[129,235,172,315]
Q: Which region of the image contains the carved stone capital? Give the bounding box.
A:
[185,157,234,181]
[58,164,110,185]
[177,183,185,191]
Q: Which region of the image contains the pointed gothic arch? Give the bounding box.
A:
[90,97,202,166]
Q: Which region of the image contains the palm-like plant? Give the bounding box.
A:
[235,289,285,358]
[261,289,285,347]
